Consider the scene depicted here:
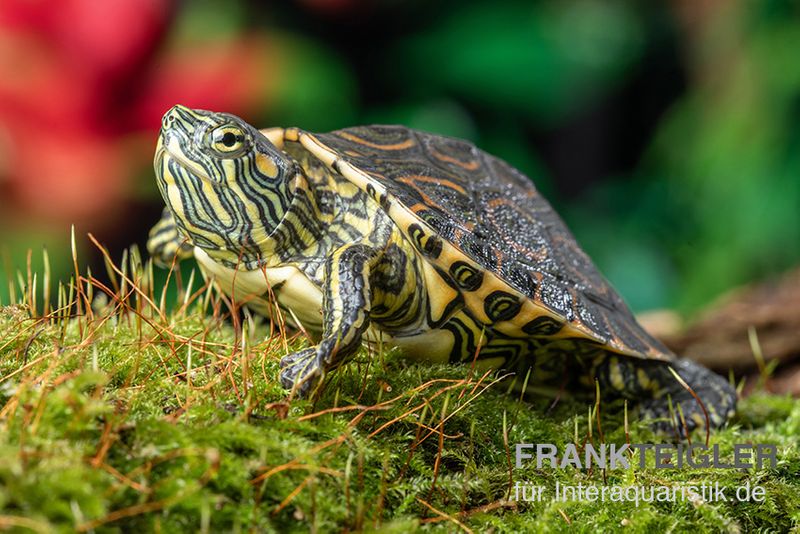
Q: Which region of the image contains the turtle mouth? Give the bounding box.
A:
[156,130,211,183]
[154,136,167,171]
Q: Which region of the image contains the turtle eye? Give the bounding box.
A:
[209,125,248,156]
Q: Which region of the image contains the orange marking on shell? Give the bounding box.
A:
[397,174,468,195]
[597,312,628,354]
[430,147,481,170]
[396,177,461,215]
[395,174,470,219]
[337,131,416,150]
[486,198,508,208]
[627,320,666,357]
[569,288,582,323]
[494,251,504,271]
[530,271,544,300]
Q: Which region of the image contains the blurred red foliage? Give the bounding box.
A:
[0,0,273,224]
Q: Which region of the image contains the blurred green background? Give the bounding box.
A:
[1,0,798,314]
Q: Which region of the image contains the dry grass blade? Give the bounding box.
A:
[667,366,711,446]
[87,233,167,323]
[0,232,796,533]
[416,498,473,534]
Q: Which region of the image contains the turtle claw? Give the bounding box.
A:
[639,403,693,438]
[280,347,324,396]
[640,400,713,439]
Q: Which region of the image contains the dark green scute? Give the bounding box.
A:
[312,125,672,358]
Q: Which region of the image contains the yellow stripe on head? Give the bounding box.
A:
[154,105,297,266]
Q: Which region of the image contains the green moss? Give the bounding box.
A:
[0,304,798,533]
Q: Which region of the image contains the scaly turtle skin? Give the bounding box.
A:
[148,105,736,432]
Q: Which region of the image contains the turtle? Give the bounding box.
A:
[148,104,736,433]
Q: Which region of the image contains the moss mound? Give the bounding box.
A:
[0,298,798,532]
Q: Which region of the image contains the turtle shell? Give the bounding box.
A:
[284,125,672,362]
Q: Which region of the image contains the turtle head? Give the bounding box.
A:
[154,105,296,265]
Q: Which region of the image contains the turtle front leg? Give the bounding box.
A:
[280,243,380,396]
[147,208,195,268]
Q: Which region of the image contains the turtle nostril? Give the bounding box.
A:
[162,110,179,127]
